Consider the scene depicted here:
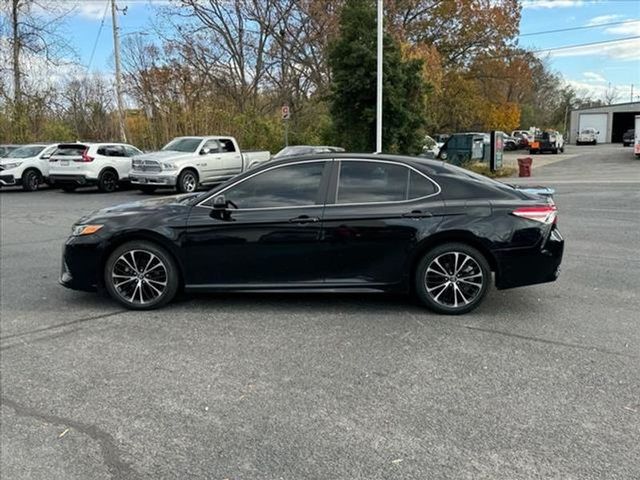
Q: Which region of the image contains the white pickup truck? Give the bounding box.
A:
[130,136,270,193]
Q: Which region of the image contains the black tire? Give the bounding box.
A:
[552,148,558,154]
[61,185,77,192]
[529,149,537,155]
[98,169,118,193]
[139,185,157,194]
[22,169,41,192]
[104,240,179,310]
[177,169,198,193]
[414,242,491,315]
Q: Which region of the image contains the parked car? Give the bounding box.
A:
[512,130,533,146]
[130,136,270,194]
[622,129,634,147]
[576,128,598,145]
[49,142,143,193]
[60,153,564,315]
[503,135,518,151]
[529,130,564,154]
[0,143,58,191]
[273,145,345,160]
[0,145,21,158]
[422,136,441,157]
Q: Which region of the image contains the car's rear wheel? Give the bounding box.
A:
[104,241,179,310]
[22,169,41,191]
[98,170,118,193]
[177,169,198,193]
[415,243,490,315]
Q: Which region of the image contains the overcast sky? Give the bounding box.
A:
[20,0,640,103]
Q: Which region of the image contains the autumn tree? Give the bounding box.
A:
[328,0,428,153]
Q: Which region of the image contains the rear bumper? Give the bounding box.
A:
[50,174,96,186]
[130,172,177,186]
[494,227,564,290]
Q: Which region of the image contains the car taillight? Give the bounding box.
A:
[512,205,557,225]
[80,149,94,162]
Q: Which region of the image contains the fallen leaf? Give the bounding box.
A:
[58,428,69,438]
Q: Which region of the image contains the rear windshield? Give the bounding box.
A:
[581,129,595,134]
[5,145,46,158]
[162,138,202,153]
[53,144,88,156]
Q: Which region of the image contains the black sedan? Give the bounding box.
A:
[60,154,564,315]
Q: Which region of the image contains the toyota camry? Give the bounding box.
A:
[60,154,564,315]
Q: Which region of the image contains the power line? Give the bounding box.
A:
[530,35,640,53]
[520,18,640,37]
[86,0,111,72]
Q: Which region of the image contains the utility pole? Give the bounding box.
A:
[111,0,127,142]
[375,0,383,153]
[631,84,634,102]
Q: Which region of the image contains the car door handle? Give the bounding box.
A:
[289,215,320,224]
[402,210,433,218]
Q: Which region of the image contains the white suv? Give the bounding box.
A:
[0,144,58,191]
[49,142,142,193]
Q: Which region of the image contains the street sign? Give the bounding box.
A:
[281,105,290,120]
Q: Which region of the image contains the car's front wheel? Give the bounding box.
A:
[104,241,179,310]
[22,169,41,191]
[415,243,490,315]
[177,169,198,193]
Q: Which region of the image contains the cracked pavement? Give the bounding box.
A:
[1,144,639,479]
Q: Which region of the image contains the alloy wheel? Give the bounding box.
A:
[102,172,117,192]
[111,249,168,305]
[182,172,197,192]
[424,251,484,308]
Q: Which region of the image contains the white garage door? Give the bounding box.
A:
[579,113,607,143]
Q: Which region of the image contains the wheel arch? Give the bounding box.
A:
[99,166,119,180]
[99,230,185,289]
[22,166,43,178]
[408,231,498,289]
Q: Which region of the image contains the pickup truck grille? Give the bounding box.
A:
[132,159,162,173]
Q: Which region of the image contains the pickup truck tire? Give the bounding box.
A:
[177,169,198,193]
[22,169,41,192]
[139,185,157,194]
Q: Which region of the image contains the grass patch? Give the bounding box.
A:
[464,162,517,178]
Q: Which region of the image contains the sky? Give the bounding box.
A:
[16,0,640,103]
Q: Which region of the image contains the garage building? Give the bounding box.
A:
[568,101,640,144]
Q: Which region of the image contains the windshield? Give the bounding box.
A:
[4,145,46,158]
[162,138,203,153]
[581,129,595,134]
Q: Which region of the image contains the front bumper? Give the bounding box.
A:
[494,227,564,290]
[130,172,177,186]
[0,174,18,186]
[59,236,105,292]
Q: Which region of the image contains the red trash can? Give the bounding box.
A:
[518,157,533,177]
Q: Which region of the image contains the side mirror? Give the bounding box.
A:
[597,131,600,134]
[200,148,209,155]
[40,153,51,160]
[213,194,227,210]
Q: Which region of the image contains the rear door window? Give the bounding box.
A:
[336,161,408,204]
[219,138,236,153]
[97,145,126,157]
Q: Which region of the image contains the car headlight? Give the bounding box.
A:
[72,224,103,236]
[2,161,22,169]
[161,162,177,170]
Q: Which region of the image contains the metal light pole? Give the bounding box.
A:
[375,0,383,153]
[111,0,127,143]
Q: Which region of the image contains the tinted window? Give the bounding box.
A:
[409,170,437,198]
[53,144,88,156]
[336,161,407,204]
[224,161,325,209]
[124,146,141,157]
[97,145,125,157]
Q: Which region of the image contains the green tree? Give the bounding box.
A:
[328,0,428,154]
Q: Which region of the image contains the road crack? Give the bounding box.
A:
[1,396,142,480]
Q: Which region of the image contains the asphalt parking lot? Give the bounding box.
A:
[1,144,639,479]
